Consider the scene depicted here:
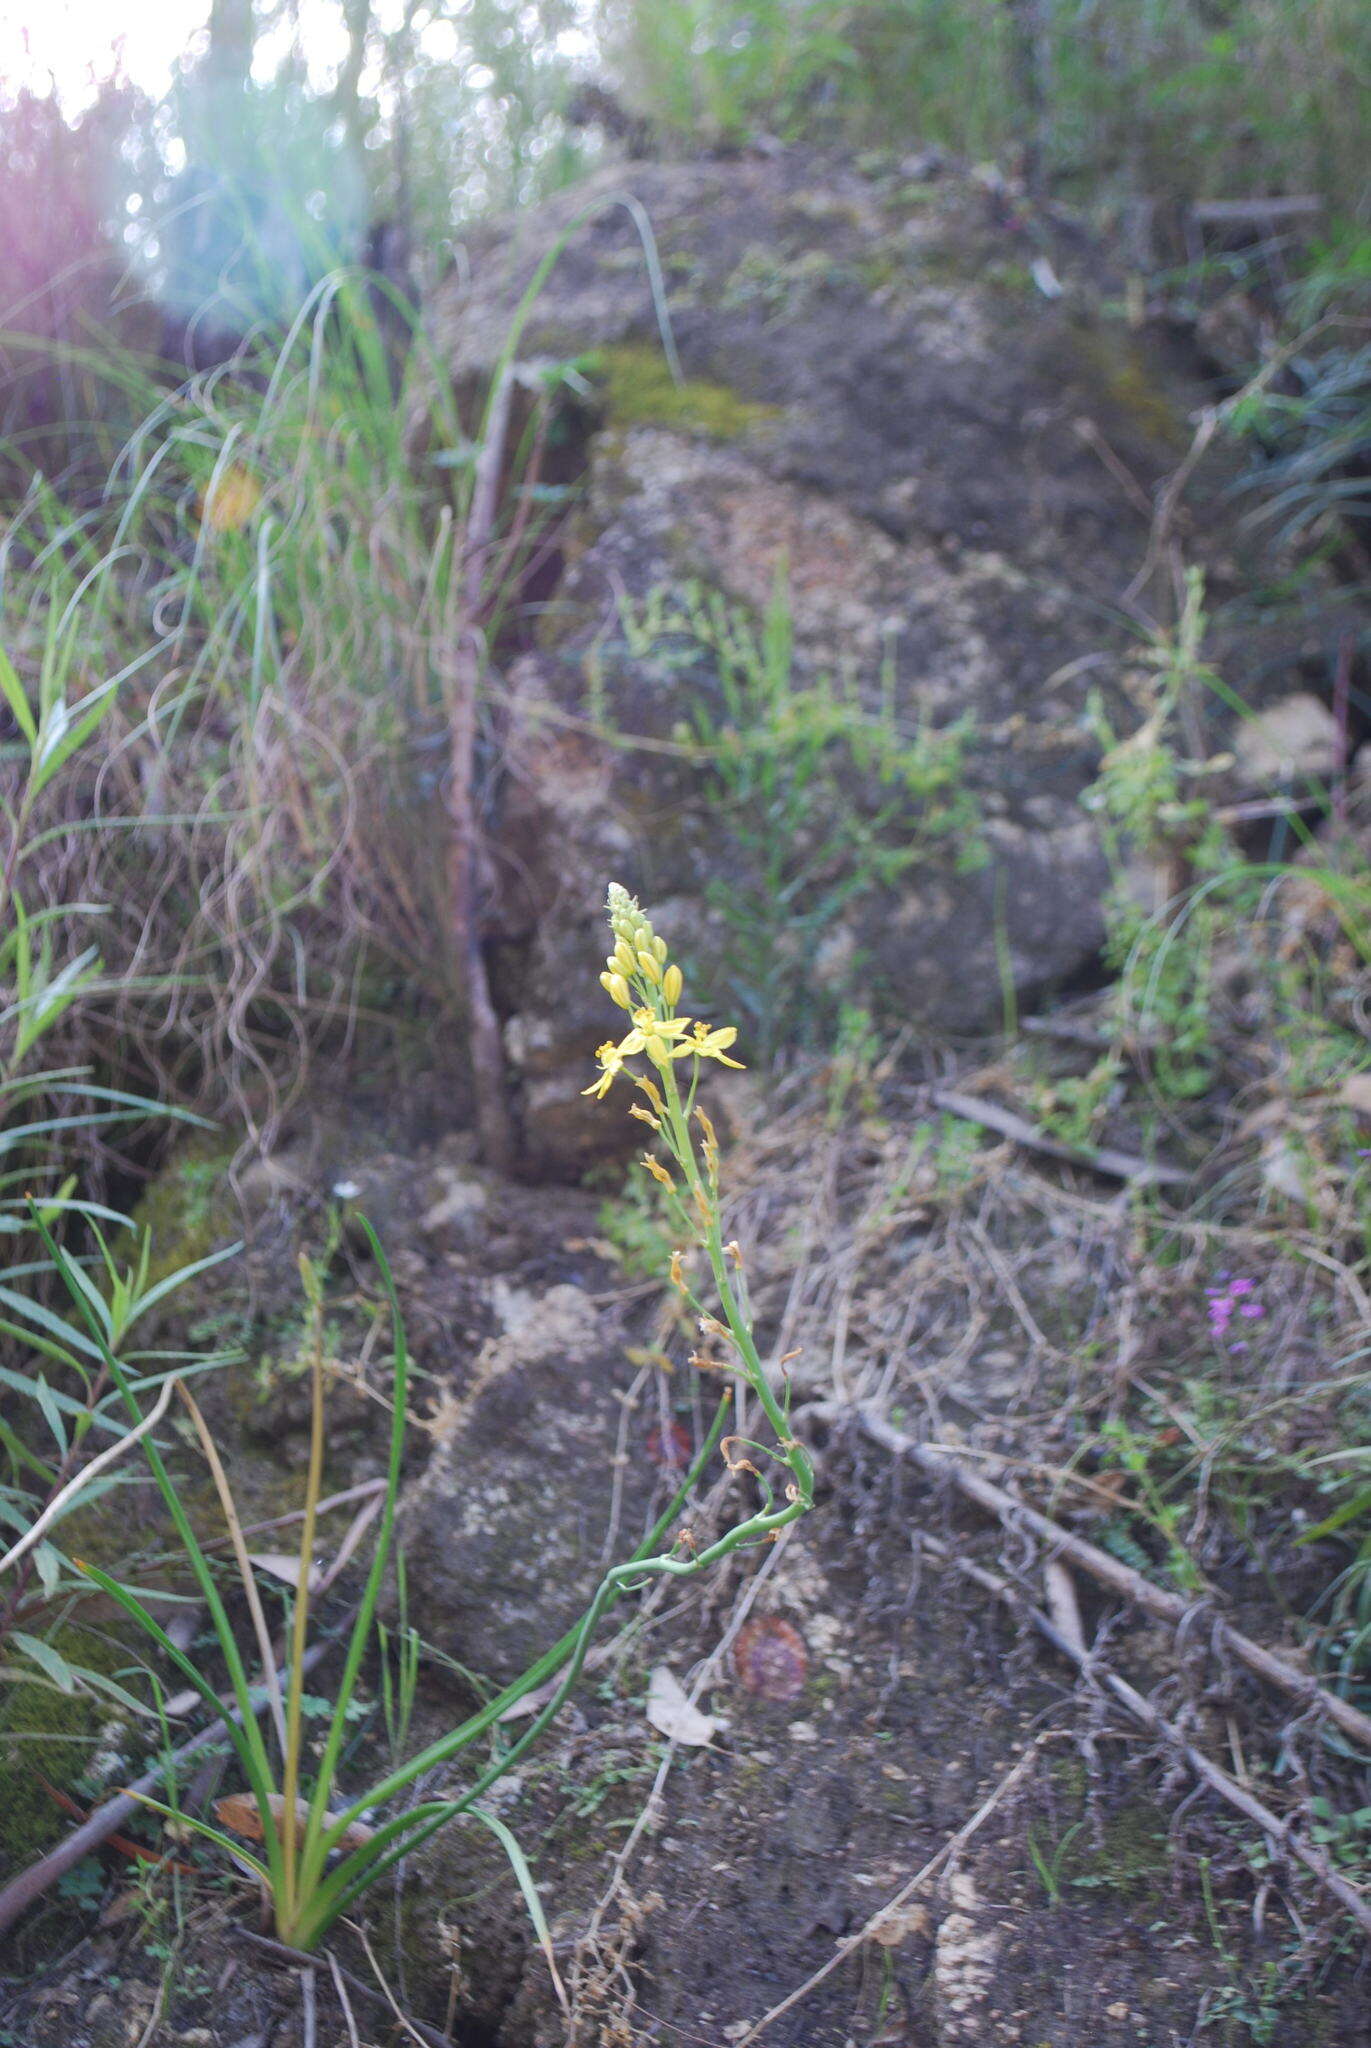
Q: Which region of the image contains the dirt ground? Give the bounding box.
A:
[3,1017,1368,2047]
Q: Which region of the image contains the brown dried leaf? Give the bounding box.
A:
[733,1617,808,1701]
[214,1791,375,1854]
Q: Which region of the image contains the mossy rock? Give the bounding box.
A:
[1068,321,1190,451]
[590,344,779,440]
[0,1625,139,1868]
[129,1135,239,1298]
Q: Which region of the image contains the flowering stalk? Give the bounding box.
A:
[587,884,814,1521]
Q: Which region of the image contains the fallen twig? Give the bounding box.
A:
[1191,196,1323,229]
[928,1087,1188,1186]
[0,1375,178,1579]
[915,1530,1371,1937]
[734,1736,1053,2043]
[232,1926,453,2048]
[37,1777,195,1876]
[327,1949,363,2048]
[815,1402,1371,1755]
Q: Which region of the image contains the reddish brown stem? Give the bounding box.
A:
[444,367,516,1173]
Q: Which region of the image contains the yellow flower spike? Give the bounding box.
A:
[662,963,683,1008]
[642,1154,676,1191]
[637,951,662,985]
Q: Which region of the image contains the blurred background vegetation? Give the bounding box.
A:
[3,0,1369,360]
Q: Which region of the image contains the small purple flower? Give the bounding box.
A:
[1203,1274,1265,1348]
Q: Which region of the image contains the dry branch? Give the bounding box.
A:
[915,1530,1371,1937]
[0,1375,177,1579]
[734,1736,1053,2043]
[232,1927,453,2048]
[818,1402,1371,1755]
[444,364,516,1172]
[928,1087,1188,1186]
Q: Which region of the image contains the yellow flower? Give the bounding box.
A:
[631,1007,690,1041]
[582,1041,628,1098]
[199,463,261,534]
[582,1012,692,1096]
[682,1021,745,1068]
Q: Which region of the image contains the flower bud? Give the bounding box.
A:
[637,950,662,984]
[652,934,668,963]
[662,963,683,1007]
[613,939,637,975]
[600,971,633,1009]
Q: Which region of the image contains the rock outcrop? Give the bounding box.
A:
[421,150,1329,1172]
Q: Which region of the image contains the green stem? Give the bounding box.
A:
[657,1054,813,1507]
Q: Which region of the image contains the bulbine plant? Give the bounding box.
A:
[40,882,811,1961]
[588,882,814,1521]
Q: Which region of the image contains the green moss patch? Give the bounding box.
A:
[1069,323,1189,451]
[591,344,779,440]
[129,1136,239,1296]
[0,1627,137,1866]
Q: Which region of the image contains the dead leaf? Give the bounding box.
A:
[871,1901,931,1947]
[733,1616,809,1701]
[246,1550,323,1593]
[645,1666,721,1747]
[214,1791,375,1854]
